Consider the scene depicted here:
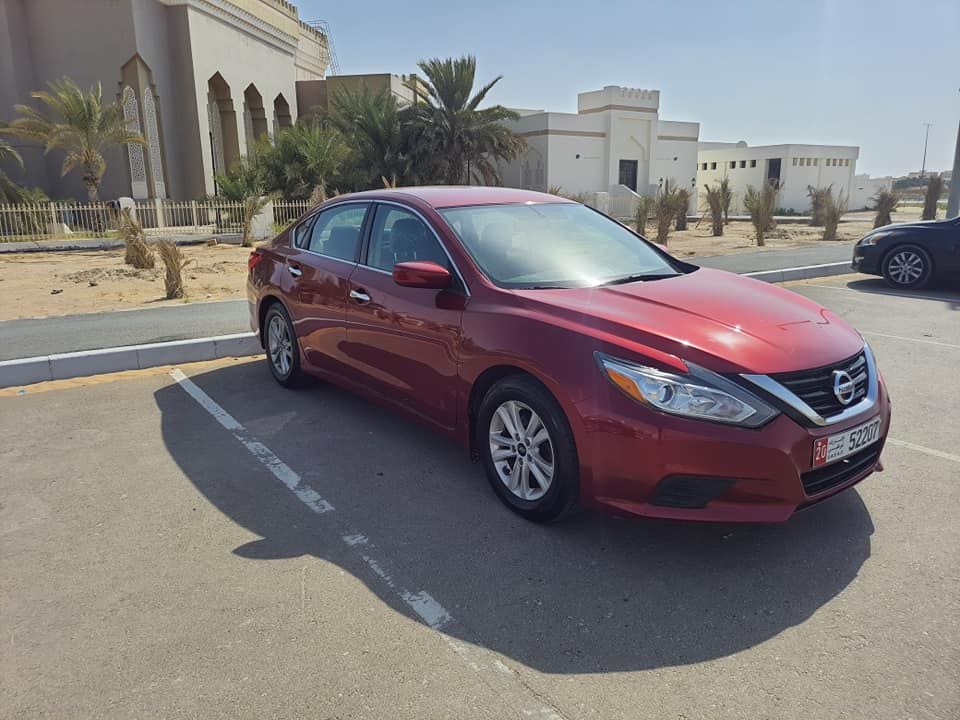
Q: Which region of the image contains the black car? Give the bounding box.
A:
[852,216,960,289]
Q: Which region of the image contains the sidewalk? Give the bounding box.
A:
[0,244,854,362]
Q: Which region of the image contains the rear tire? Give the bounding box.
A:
[476,375,580,522]
[882,244,933,289]
[264,303,305,388]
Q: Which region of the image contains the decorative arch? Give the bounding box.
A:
[142,89,166,198]
[273,93,292,136]
[208,73,240,178]
[121,86,148,199]
[243,84,269,148]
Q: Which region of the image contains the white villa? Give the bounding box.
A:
[497,86,700,215]
[696,141,859,214]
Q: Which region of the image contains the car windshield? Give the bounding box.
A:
[438,203,683,289]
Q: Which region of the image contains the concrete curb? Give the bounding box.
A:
[744,261,851,284]
[0,332,261,388]
[0,234,241,254]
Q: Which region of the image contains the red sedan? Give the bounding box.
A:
[248,187,890,523]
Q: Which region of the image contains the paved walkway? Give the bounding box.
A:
[0,244,855,361]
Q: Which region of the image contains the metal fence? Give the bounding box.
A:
[0,198,312,243]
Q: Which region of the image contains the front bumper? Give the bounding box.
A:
[574,379,891,522]
[852,244,883,275]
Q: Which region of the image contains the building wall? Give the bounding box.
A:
[697,144,858,213]
[851,174,893,210]
[500,86,699,206]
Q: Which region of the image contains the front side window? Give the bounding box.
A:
[366,205,450,272]
[439,202,682,289]
[305,203,370,261]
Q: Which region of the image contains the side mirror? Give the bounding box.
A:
[393,261,452,289]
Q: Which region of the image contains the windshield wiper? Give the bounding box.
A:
[600,273,679,286]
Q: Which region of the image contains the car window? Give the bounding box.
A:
[306,203,369,261]
[366,205,450,272]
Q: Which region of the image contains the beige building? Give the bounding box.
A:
[297,73,429,118]
[0,0,330,200]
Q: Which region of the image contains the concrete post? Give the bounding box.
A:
[947,119,960,218]
[154,198,166,229]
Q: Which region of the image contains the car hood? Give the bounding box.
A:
[870,218,951,233]
[512,268,864,374]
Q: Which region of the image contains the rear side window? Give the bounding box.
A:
[305,203,370,261]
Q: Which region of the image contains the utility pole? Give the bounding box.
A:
[920,122,934,176]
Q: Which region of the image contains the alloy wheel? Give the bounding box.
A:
[267,314,294,377]
[488,400,555,501]
[887,250,925,285]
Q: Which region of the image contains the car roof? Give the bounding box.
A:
[333,186,574,209]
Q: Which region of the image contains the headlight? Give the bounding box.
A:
[596,353,779,427]
[858,232,886,246]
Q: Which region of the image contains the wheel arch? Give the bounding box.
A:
[257,294,285,348]
[466,364,569,461]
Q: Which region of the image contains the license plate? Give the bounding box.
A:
[813,416,882,467]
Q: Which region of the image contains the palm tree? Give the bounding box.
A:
[332,86,407,189]
[255,122,348,200]
[702,183,724,237]
[1,78,144,201]
[215,157,273,247]
[922,175,944,220]
[0,136,25,203]
[409,56,524,185]
[743,183,779,246]
[718,176,733,224]
[807,185,832,226]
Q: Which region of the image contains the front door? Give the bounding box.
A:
[343,203,465,431]
[282,202,370,379]
[619,159,639,191]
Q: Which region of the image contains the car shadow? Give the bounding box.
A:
[844,277,960,309]
[155,361,874,674]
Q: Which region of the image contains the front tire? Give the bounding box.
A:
[264,303,305,387]
[477,375,580,522]
[882,244,933,289]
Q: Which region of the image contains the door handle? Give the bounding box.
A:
[288,264,302,278]
[349,289,371,303]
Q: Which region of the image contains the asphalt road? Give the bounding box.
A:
[0,245,854,361]
[2,275,958,719]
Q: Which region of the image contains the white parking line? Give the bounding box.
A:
[861,331,960,350]
[169,368,566,720]
[887,438,960,464]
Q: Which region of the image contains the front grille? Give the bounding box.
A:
[801,445,880,496]
[771,351,868,419]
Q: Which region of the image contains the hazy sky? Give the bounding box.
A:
[296,0,958,177]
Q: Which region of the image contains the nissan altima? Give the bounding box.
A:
[248,187,890,523]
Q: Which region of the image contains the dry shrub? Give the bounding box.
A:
[155,239,191,299]
[822,189,848,242]
[675,188,691,230]
[872,188,899,228]
[634,195,654,233]
[309,184,328,207]
[652,181,683,244]
[119,208,154,269]
[807,185,832,226]
[922,175,944,220]
[703,184,724,236]
[718,177,733,224]
[743,183,779,246]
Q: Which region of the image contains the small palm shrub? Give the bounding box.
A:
[807,185,832,226]
[719,177,733,224]
[118,208,154,268]
[922,175,944,220]
[743,183,779,246]
[703,184,724,236]
[652,181,683,244]
[156,239,190,299]
[872,189,899,228]
[634,195,654,233]
[675,188,691,230]
[822,190,848,242]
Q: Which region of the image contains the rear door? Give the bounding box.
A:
[282,201,371,378]
[342,202,467,431]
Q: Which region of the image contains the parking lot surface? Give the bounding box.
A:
[2,275,958,719]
